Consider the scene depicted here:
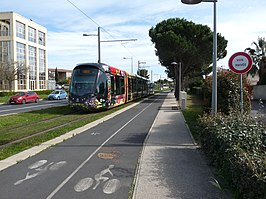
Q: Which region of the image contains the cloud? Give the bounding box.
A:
[1,0,265,79]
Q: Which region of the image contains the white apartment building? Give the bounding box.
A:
[0,12,48,91]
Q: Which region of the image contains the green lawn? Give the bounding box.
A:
[182,94,203,142]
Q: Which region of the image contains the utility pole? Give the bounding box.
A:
[83,27,137,64]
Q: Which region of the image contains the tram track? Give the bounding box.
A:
[0,112,89,149]
[0,103,131,151]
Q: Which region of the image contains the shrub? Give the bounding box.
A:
[198,111,266,198]
[35,90,54,95]
[202,70,251,114]
[0,91,15,97]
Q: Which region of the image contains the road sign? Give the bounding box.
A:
[228,52,252,74]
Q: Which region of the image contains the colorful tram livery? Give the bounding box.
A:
[69,63,149,111]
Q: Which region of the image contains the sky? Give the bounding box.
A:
[1,0,266,81]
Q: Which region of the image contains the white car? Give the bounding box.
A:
[56,84,62,89]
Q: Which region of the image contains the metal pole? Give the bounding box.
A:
[97,27,101,63]
[160,75,162,90]
[211,1,217,115]
[240,74,243,113]
[131,57,133,74]
[175,64,178,100]
[179,62,182,102]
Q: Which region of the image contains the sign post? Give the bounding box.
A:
[228,52,252,112]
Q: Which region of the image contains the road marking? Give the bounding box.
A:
[74,165,121,194]
[14,160,67,186]
[46,100,156,199]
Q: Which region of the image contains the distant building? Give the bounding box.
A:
[48,68,72,82]
[0,12,48,91]
[247,72,259,86]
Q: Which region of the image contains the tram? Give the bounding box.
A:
[68,63,149,111]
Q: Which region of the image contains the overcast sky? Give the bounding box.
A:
[1,0,265,81]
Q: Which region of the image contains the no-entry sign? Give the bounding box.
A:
[228,52,252,74]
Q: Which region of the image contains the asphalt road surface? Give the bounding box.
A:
[0,99,68,116]
[0,94,165,199]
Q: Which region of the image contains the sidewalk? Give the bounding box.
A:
[133,92,230,199]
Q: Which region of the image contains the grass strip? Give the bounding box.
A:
[0,101,135,160]
[182,94,203,142]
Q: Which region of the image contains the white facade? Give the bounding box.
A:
[0,12,48,91]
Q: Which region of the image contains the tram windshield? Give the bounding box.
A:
[70,67,98,96]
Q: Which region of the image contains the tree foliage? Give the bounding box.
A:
[149,18,228,83]
[245,36,266,85]
[55,67,59,83]
[137,69,149,79]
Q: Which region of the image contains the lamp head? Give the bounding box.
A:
[181,0,202,4]
[171,62,178,66]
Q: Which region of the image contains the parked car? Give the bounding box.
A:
[62,84,69,90]
[56,84,63,89]
[9,91,40,104]
[48,90,68,100]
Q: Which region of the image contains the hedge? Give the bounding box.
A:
[198,111,266,198]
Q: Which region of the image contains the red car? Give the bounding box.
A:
[9,91,40,104]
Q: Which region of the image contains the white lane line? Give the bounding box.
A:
[46,100,156,199]
[0,104,49,113]
[0,102,67,114]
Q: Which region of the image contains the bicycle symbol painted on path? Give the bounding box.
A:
[14,159,67,185]
[74,164,121,194]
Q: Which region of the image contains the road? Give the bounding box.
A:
[251,99,266,123]
[0,94,165,199]
[0,99,68,116]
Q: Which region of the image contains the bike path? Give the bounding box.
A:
[0,94,166,199]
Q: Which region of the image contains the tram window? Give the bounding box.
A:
[115,76,124,95]
[128,78,132,93]
[97,71,107,96]
[138,80,141,92]
[133,78,137,92]
[115,76,120,95]
[111,76,115,95]
[120,77,125,94]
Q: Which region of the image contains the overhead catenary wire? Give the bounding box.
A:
[65,0,140,63]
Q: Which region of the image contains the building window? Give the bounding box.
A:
[18,79,26,90]
[16,21,25,39]
[0,19,10,36]
[28,46,36,80]
[16,42,26,90]
[38,31,45,46]
[39,49,46,89]
[16,42,26,63]
[0,80,9,90]
[0,41,11,63]
[28,26,36,43]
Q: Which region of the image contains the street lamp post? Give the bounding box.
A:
[137,61,146,71]
[123,57,133,73]
[83,27,137,64]
[171,62,181,102]
[83,27,101,63]
[181,0,217,115]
